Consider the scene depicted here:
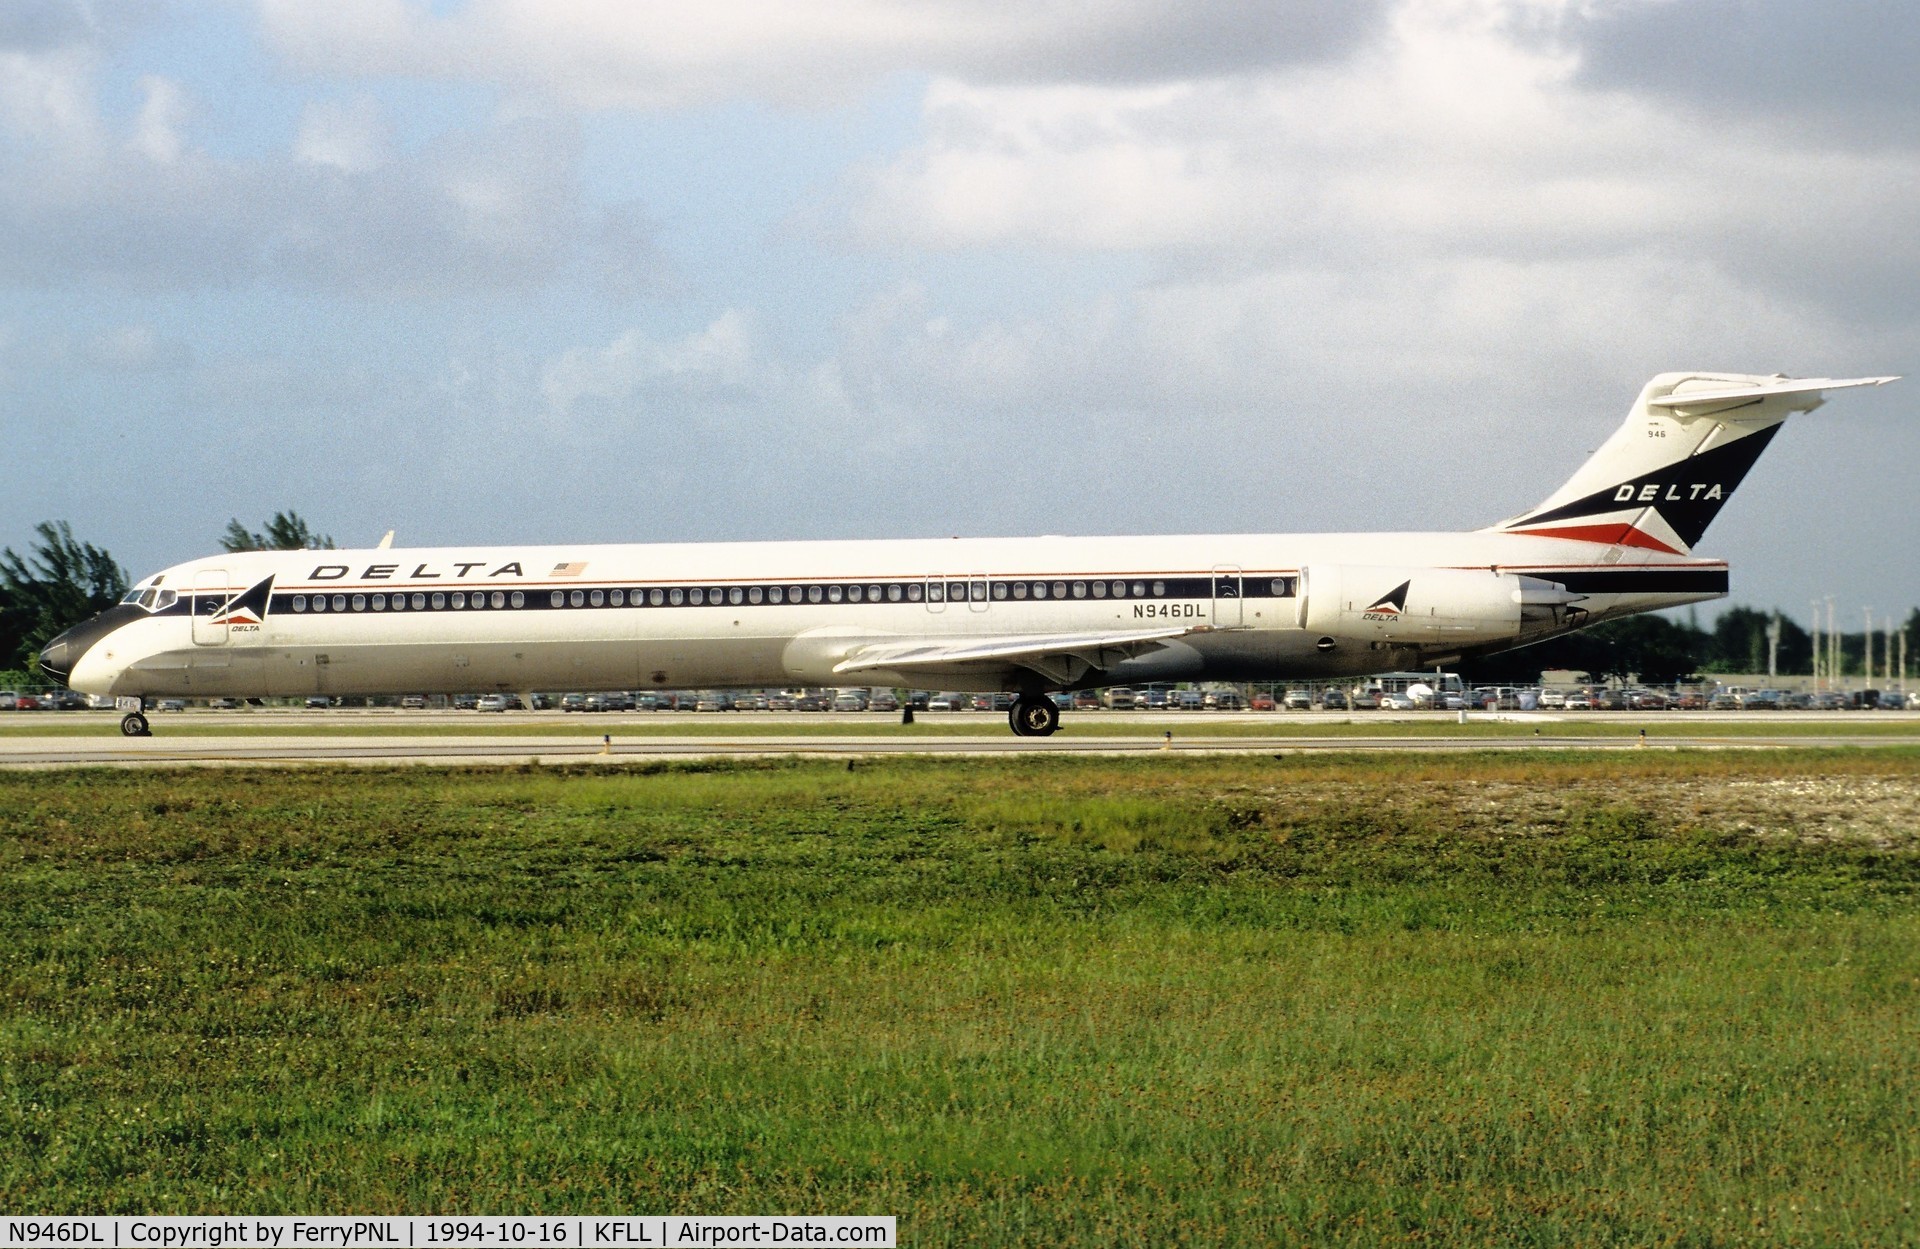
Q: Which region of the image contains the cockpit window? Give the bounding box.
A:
[138,589,159,609]
[122,589,144,605]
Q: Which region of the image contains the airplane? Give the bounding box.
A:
[40,371,1896,739]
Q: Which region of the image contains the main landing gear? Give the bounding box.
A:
[1008,694,1060,738]
[120,698,151,737]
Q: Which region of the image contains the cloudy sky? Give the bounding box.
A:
[3,0,1915,625]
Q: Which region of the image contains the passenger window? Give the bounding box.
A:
[887,584,902,602]
[332,595,347,612]
[390,595,404,611]
[1092,581,1106,598]
[590,590,604,607]
[372,595,385,611]
[570,590,585,607]
[808,586,823,603]
[867,584,882,602]
[1152,581,1165,597]
[670,588,685,605]
[292,595,307,612]
[749,586,764,604]
[828,585,844,603]
[848,585,863,602]
[550,591,564,608]
[690,588,704,605]
[729,587,744,605]
[452,593,466,609]
[768,586,783,604]
[1013,582,1029,599]
[413,594,427,610]
[928,583,944,603]
[312,597,326,613]
[1131,582,1146,597]
[991,582,1006,600]
[431,593,445,610]
[510,592,524,608]
[907,583,923,602]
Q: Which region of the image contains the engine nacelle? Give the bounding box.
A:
[1298,565,1584,645]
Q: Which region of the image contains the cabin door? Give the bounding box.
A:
[192,569,230,646]
[1211,565,1243,628]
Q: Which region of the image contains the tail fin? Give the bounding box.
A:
[1487,372,1897,555]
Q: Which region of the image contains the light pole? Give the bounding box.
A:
[1810,599,1822,690]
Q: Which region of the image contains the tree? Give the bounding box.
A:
[0,521,130,674]
[220,511,334,552]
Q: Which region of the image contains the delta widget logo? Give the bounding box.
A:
[1361,581,1409,622]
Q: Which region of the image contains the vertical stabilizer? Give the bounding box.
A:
[1487,373,1897,555]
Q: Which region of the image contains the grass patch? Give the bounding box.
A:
[1,752,1917,1244]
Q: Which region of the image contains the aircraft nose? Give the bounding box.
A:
[38,630,75,685]
[37,605,144,688]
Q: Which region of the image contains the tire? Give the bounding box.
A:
[1009,695,1059,737]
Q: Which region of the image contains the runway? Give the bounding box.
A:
[2,709,1916,767]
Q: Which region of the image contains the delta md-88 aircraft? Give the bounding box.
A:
[41,371,1896,737]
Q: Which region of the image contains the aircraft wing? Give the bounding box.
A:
[831,625,1205,685]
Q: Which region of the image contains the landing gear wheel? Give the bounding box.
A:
[1008,695,1060,738]
[120,712,151,737]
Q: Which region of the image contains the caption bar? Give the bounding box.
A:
[0,1221,895,1249]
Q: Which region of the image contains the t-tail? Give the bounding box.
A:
[1488,372,1898,555]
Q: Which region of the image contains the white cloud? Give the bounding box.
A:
[541,311,769,421]
[293,95,390,172]
[129,75,186,163]
[254,0,1388,109]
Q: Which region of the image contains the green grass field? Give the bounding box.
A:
[3,751,1918,1244]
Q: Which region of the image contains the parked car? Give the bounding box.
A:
[928,692,967,711]
[1537,690,1568,709]
[1250,691,1276,711]
[1318,688,1348,710]
[1381,692,1417,711]
[1072,690,1102,710]
[1347,690,1380,710]
[475,694,509,712]
[1102,688,1136,710]
[1878,691,1908,710]
[13,694,40,711]
[1136,689,1168,710]
[304,695,331,709]
[155,698,188,712]
[401,695,427,709]
[560,693,589,712]
[1564,692,1594,710]
[207,697,239,710]
[1206,690,1244,710]
[867,691,899,712]
[832,691,869,712]
[1282,689,1313,710]
[1171,690,1204,711]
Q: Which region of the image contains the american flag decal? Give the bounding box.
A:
[552,561,587,577]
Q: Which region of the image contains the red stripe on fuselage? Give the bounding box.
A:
[1507,524,1682,554]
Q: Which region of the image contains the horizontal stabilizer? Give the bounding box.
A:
[833,625,1201,683]
[1647,375,1898,412]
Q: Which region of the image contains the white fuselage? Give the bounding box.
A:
[67,529,1726,700]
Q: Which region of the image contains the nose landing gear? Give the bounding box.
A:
[1008,694,1060,737]
[120,698,151,737]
